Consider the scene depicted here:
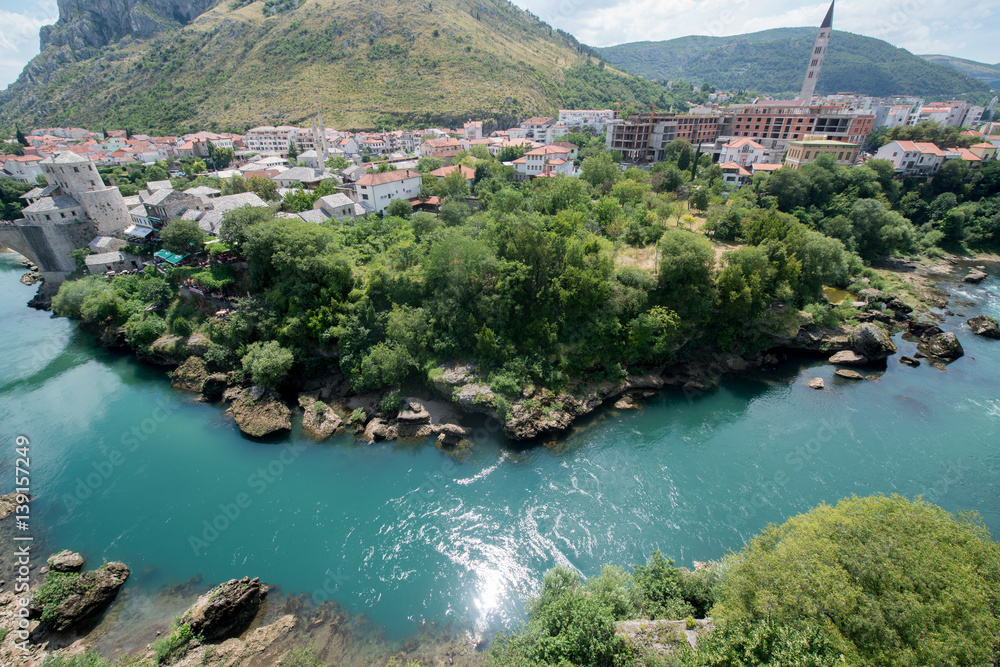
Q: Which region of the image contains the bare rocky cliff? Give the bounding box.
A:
[40,0,217,54]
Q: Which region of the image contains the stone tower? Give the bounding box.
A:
[317,112,328,164]
[798,1,834,103]
[39,152,130,235]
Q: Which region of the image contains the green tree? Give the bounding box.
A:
[326,155,351,170]
[657,229,716,316]
[386,198,413,218]
[286,141,300,163]
[246,174,279,201]
[581,152,620,189]
[160,219,206,254]
[713,495,1000,667]
[241,340,295,388]
[415,156,444,173]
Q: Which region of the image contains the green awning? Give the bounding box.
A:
[154,249,189,265]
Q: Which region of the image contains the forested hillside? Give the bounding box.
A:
[599,28,989,97]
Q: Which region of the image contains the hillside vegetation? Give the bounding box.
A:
[599,28,989,97]
[920,53,1000,88]
[0,0,665,134]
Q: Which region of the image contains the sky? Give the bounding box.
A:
[0,0,996,89]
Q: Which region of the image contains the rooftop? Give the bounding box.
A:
[356,169,420,187]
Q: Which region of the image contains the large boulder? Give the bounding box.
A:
[140,334,190,366]
[363,418,397,443]
[396,401,434,437]
[908,320,943,338]
[171,356,208,393]
[30,562,130,631]
[828,350,869,366]
[435,423,471,447]
[964,269,988,284]
[178,577,266,641]
[229,389,291,438]
[850,323,897,361]
[298,395,344,440]
[47,550,84,573]
[201,373,233,399]
[968,315,1000,339]
[920,332,965,361]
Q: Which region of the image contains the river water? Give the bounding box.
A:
[1,251,998,652]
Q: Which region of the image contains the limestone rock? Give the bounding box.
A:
[396,400,432,437]
[964,269,988,284]
[885,297,913,314]
[363,418,397,443]
[171,356,208,393]
[185,332,212,356]
[808,377,825,389]
[908,320,943,338]
[828,350,869,366]
[141,334,190,366]
[920,332,965,361]
[614,394,641,409]
[229,389,291,438]
[435,423,470,448]
[850,323,897,361]
[0,492,27,520]
[47,550,84,573]
[31,562,129,631]
[835,369,865,380]
[968,315,1000,339]
[201,372,232,399]
[298,395,344,440]
[178,576,267,641]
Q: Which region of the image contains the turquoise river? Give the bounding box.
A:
[1,251,998,652]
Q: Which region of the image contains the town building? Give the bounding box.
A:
[783,138,859,169]
[354,169,422,215]
[512,144,574,178]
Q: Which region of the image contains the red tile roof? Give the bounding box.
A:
[355,169,421,186]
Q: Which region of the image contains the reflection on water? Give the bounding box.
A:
[1,255,999,660]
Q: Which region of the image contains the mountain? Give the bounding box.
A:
[598,28,989,98]
[919,54,1000,88]
[0,0,664,134]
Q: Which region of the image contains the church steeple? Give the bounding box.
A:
[821,0,834,29]
[798,1,834,102]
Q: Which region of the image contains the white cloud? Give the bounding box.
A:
[0,8,57,89]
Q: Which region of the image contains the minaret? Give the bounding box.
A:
[798,1,834,102]
[317,112,328,163]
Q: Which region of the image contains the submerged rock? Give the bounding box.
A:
[850,323,897,361]
[828,350,869,366]
[900,356,920,367]
[920,332,965,361]
[178,576,266,641]
[47,550,84,573]
[30,562,130,631]
[968,315,1000,339]
[229,389,291,438]
[614,394,642,409]
[835,369,866,380]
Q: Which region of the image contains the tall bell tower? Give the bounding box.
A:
[798,1,834,102]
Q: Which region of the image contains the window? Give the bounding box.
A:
[815,47,823,54]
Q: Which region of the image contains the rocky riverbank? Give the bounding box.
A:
[21,255,998,446]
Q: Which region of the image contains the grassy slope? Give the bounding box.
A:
[2,0,657,133]
[598,28,989,97]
